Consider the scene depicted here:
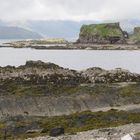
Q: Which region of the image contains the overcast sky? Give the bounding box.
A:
[0,0,140,21]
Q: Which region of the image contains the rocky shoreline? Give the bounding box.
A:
[1,41,140,50]
[0,61,139,139]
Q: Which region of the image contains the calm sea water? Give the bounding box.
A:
[0,47,139,73]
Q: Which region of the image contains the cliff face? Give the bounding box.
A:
[129,27,140,44]
[0,61,140,118]
[77,23,127,44]
[0,83,140,118]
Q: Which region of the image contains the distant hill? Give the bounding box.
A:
[0,26,42,39]
[27,20,98,41]
[1,19,140,40]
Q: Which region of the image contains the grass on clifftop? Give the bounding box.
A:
[80,23,123,37]
[130,27,140,41]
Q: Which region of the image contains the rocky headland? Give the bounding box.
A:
[0,61,139,139]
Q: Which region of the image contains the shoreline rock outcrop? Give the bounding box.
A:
[0,61,139,118]
[1,61,140,84]
[0,61,139,139]
[82,67,140,83]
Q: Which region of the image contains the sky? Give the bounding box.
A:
[0,0,140,21]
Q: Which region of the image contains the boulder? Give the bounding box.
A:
[41,128,49,133]
[49,127,64,137]
[26,129,43,134]
[121,133,138,140]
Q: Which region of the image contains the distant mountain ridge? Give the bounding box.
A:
[0,19,140,40]
[0,26,42,39]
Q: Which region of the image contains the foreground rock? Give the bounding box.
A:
[82,67,140,83]
[25,123,140,140]
[49,127,64,137]
[0,61,140,84]
[0,109,139,139]
[121,133,138,140]
[0,61,139,139]
[0,61,139,117]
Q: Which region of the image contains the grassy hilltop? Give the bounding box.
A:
[80,23,123,37]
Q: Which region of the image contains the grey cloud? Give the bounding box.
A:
[0,0,140,21]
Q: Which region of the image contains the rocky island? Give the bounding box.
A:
[1,22,140,50]
[77,22,128,44]
[0,61,139,139]
[74,22,140,50]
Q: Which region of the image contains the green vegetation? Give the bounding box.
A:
[31,38,67,44]
[130,27,140,41]
[80,23,123,37]
[0,110,140,139]
[1,77,140,100]
[39,110,140,133]
[0,79,119,97]
[119,83,140,97]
